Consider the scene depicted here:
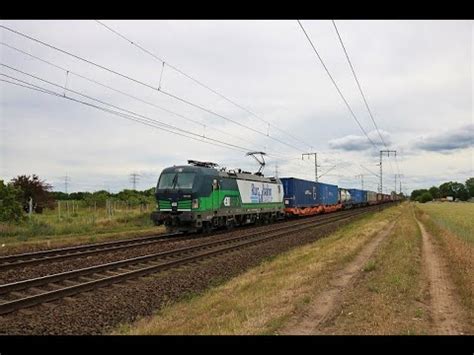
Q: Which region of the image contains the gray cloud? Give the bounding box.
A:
[328,130,392,151]
[0,20,472,193]
[414,124,473,152]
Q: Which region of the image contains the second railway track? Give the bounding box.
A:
[0,204,384,271]
[0,205,388,315]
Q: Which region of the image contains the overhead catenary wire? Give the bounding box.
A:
[1,67,303,165]
[331,20,398,181]
[95,20,314,151]
[0,77,251,154]
[0,41,273,154]
[0,71,253,154]
[296,20,379,151]
[331,20,388,149]
[0,24,305,153]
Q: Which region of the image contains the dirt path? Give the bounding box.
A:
[277,221,396,335]
[415,218,465,335]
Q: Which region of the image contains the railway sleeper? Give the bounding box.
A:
[62,280,80,287]
[78,276,95,283]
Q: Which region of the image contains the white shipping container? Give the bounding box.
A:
[236,179,283,204]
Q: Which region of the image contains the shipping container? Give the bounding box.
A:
[348,188,366,204]
[367,191,377,204]
[318,181,339,205]
[339,188,351,203]
[281,177,339,208]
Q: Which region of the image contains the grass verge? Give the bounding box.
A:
[415,205,473,331]
[0,208,164,253]
[115,204,402,335]
[416,202,474,243]
[320,204,431,335]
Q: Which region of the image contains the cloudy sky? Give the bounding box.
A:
[0,20,472,194]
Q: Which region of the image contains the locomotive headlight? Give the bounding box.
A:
[192,199,199,209]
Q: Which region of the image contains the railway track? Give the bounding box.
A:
[0,232,186,271]
[0,204,384,271]
[0,204,388,315]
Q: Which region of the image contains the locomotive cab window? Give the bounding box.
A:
[158,172,196,190]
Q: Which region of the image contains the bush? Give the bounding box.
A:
[0,180,24,222]
[418,192,433,203]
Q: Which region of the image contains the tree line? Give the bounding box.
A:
[0,174,157,223]
[410,178,474,203]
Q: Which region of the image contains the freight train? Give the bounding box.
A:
[151,160,399,233]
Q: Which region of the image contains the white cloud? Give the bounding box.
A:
[0,20,472,194]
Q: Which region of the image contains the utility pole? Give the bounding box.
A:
[63,174,70,194]
[129,172,140,190]
[302,152,320,183]
[379,150,396,193]
[397,173,404,195]
[355,174,364,190]
[274,163,279,178]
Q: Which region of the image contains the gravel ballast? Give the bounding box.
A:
[0,212,374,335]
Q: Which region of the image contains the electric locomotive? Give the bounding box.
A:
[151,160,285,233]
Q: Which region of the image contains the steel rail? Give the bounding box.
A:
[0,232,185,271]
[0,204,391,315]
[0,204,383,270]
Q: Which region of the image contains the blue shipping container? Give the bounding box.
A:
[281,177,339,208]
[348,188,366,204]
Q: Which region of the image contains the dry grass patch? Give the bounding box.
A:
[319,204,431,335]
[117,205,402,335]
[415,206,473,331]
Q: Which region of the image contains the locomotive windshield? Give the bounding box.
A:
[158,172,196,190]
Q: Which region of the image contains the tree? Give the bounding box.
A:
[466,177,474,198]
[142,187,156,197]
[410,189,428,201]
[84,190,111,207]
[439,182,455,198]
[418,192,433,203]
[429,186,440,199]
[51,191,69,201]
[11,175,54,213]
[0,180,24,222]
[451,182,469,201]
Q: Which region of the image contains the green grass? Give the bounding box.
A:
[417,202,474,243]
[363,260,376,272]
[0,202,160,247]
[321,204,430,335]
[415,204,474,329]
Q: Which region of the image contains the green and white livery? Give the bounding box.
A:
[151,160,285,233]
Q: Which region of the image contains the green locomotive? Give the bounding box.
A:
[151,160,285,232]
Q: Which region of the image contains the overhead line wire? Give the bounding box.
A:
[0,69,253,153]
[0,41,273,153]
[331,20,398,180]
[296,20,378,150]
[0,24,304,153]
[0,76,251,154]
[1,67,299,162]
[95,20,314,151]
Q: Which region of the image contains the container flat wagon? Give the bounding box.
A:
[348,188,367,207]
[367,191,377,205]
[281,177,341,216]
